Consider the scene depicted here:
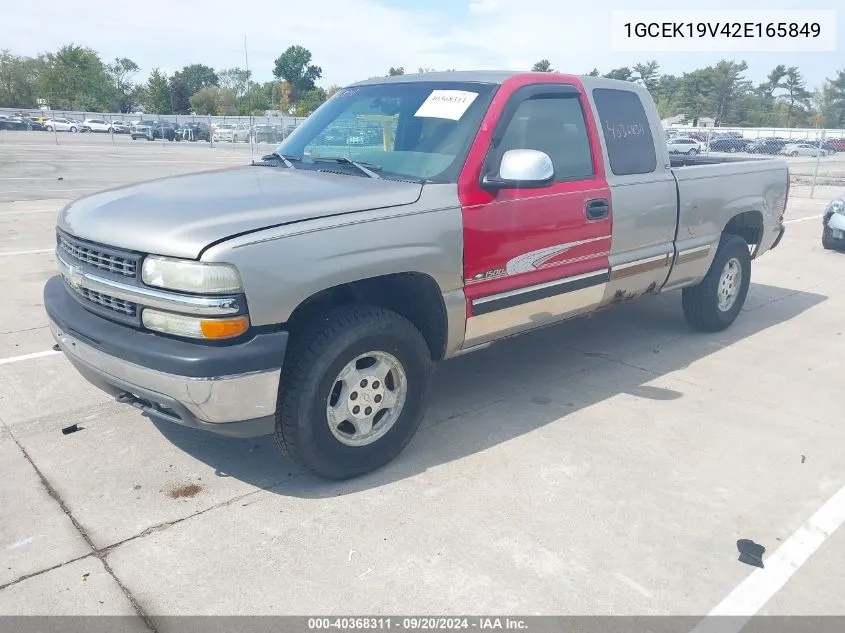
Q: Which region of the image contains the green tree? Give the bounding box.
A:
[587,68,600,77]
[272,45,322,102]
[0,51,42,108]
[388,66,404,76]
[189,86,220,115]
[142,68,171,114]
[37,44,115,110]
[239,82,272,115]
[220,67,251,98]
[292,87,327,116]
[708,60,751,125]
[169,74,191,114]
[106,57,139,113]
[175,64,218,96]
[824,69,845,127]
[633,61,659,92]
[325,85,341,99]
[531,59,553,72]
[603,67,633,81]
[781,66,811,126]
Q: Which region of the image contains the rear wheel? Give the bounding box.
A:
[682,234,751,332]
[687,148,698,156]
[275,304,433,480]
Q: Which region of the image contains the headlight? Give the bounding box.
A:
[826,198,845,215]
[141,256,242,294]
[142,309,249,339]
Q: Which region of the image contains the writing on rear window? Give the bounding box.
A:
[592,88,656,176]
[605,122,646,139]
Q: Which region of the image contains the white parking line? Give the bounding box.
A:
[0,209,58,216]
[0,248,53,256]
[690,483,845,633]
[784,215,823,224]
[0,350,60,365]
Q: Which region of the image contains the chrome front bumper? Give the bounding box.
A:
[49,319,279,437]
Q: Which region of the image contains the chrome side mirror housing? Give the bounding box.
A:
[482,149,554,189]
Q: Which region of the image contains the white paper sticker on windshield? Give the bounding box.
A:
[414,90,479,120]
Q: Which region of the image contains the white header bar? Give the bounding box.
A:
[611,10,837,52]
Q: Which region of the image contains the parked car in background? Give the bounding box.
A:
[179,122,211,142]
[81,119,114,133]
[666,137,702,155]
[251,124,282,143]
[780,143,827,157]
[44,118,81,132]
[212,123,236,142]
[709,137,752,153]
[0,116,43,130]
[131,120,158,140]
[821,138,843,154]
[747,138,790,155]
[111,121,131,134]
[152,121,178,141]
[822,193,845,251]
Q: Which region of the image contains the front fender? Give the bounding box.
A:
[200,191,465,330]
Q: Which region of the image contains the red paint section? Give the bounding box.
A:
[457,73,613,305]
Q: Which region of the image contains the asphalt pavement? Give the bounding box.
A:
[1,131,843,628]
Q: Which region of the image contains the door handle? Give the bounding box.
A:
[586,198,609,221]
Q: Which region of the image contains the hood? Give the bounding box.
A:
[58,165,423,259]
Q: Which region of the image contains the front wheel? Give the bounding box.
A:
[687,148,698,156]
[46,126,53,132]
[275,305,433,480]
[682,234,751,332]
[69,126,77,133]
[822,224,842,250]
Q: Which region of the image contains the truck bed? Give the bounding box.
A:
[669,154,782,168]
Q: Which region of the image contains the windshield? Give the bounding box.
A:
[275,81,497,182]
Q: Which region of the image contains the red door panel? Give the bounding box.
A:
[457,74,613,308]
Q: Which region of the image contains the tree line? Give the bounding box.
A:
[0,44,339,117]
[531,59,845,128]
[2,43,844,127]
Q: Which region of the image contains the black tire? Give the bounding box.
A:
[822,224,839,250]
[682,234,751,332]
[687,148,698,156]
[275,304,433,480]
[70,126,77,133]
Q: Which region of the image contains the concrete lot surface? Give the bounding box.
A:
[1,132,844,626]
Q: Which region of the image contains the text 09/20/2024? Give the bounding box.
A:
[611,10,837,52]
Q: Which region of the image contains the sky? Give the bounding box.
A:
[2,0,842,90]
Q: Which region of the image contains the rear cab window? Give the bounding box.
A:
[591,88,657,176]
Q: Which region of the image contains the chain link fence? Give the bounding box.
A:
[3,106,843,196]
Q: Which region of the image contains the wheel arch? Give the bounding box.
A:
[723,209,764,255]
[284,272,450,362]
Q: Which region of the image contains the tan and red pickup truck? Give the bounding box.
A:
[46,71,788,479]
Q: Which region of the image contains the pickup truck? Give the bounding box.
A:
[44,71,788,480]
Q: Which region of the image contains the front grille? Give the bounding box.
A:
[79,288,137,317]
[59,234,137,277]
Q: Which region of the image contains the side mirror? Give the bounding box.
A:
[481,149,554,189]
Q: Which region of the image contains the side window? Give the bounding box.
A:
[494,94,595,182]
[592,88,657,175]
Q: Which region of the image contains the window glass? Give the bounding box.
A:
[278,81,496,182]
[495,94,594,181]
[592,88,657,175]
